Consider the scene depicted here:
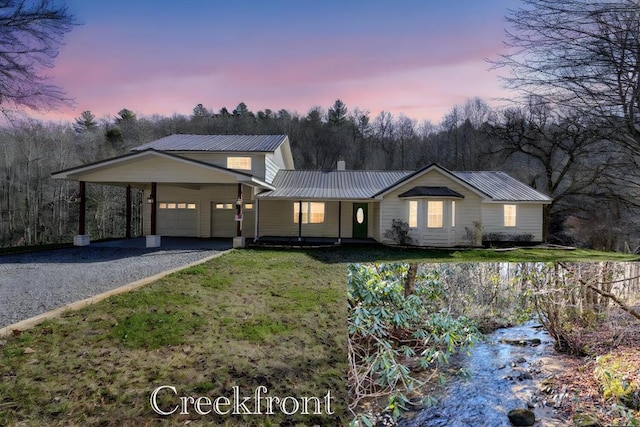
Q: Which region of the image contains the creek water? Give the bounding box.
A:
[399,321,567,427]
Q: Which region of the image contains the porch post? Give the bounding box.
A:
[236,183,242,237]
[125,185,132,239]
[254,197,259,242]
[233,183,245,248]
[73,180,90,246]
[337,201,342,244]
[298,201,303,242]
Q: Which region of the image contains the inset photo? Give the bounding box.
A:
[348,262,640,427]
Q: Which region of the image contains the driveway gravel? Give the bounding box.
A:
[0,239,231,328]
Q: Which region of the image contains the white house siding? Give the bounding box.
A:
[257,200,343,238]
[77,156,239,184]
[379,169,483,246]
[143,184,255,238]
[178,152,266,181]
[480,203,544,241]
[371,203,381,241]
[264,155,280,184]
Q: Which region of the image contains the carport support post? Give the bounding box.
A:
[73,180,90,246]
[233,183,245,248]
[150,182,157,235]
[125,185,131,239]
[146,182,161,248]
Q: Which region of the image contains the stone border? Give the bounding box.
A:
[0,249,231,338]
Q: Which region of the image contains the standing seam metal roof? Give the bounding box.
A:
[258,170,412,199]
[258,169,551,202]
[452,171,551,202]
[131,134,287,152]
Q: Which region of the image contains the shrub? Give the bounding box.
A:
[348,263,480,423]
[384,219,415,245]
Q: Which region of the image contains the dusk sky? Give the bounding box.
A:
[40,0,516,124]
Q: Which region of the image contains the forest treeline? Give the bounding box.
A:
[0,97,638,250]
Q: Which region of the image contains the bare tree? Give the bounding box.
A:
[494,0,640,157]
[0,0,76,112]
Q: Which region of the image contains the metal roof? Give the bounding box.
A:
[453,171,552,202]
[398,186,465,198]
[132,134,287,152]
[259,167,551,202]
[258,170,412,199]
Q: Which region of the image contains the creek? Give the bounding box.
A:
[399,321,568,427]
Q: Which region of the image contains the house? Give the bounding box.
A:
[52,134,552,247]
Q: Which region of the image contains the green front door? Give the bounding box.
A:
[352,203,368,238]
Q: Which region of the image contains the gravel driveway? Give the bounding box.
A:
[0,238,231,328]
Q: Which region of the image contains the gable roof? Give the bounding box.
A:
[374,164,552,203]
[132,134,288,152]
[51,149,274,189]
[398,186,465,198]
[257,170,412,200]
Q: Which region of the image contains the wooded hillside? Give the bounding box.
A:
[0,98,638,250]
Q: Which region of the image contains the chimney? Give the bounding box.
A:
[337,160,346,171]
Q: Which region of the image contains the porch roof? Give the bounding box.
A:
[257,170,411,200]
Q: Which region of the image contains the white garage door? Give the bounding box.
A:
[210,202,256,238]
[211,202,236,238]
[157,202,198,237]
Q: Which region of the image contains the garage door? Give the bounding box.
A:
[211,202,236,237]
[157,202,198,236]
[211,202,255,237]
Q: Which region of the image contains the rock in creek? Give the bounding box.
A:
[501,338,542,346]
[507,408,536,426]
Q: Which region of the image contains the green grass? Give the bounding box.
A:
[0,245,636,426]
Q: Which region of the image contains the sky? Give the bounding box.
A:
[38,0,516,125]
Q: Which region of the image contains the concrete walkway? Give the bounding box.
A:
[0,238,232,332]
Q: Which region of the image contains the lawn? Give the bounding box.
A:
[0,245,637,426]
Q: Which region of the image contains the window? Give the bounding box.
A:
[159,202,197,210]
[504,204,517,227]
[451,201,456,228]
[293,202,325,224]
[427,201,443,228]
[408,200,418,228]
[227,157,252,170]
[215,203,233,210]
[244,203,253,210]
